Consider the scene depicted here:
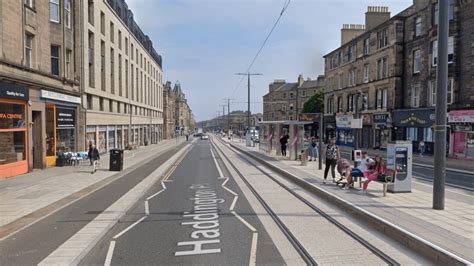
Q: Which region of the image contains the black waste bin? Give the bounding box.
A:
[109,149,124,171]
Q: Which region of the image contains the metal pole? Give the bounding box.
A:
[433,0,448,210]
[228,99,230,132]
[247,73,251,133]
[319,113,323,170]
[354,94,359,168]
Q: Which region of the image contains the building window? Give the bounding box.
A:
[337,96,343,112]
[24,0,34,8]
[117,102,121,113]
[290,93,294,99]
[377,28,388,48]
[363,64,369,83]
[51,45,60,76]
[64,0,71,29]
[119,54,122,96]
[88,0,94,25]
[88,31,95,87]
[66,49,72,78]
[433,0,455,25]
[413,49,420,74]
[348,69,356,86]
[110,22,114,43]
[109,99,113,112]
[100,12,105,34]
[302,90,306,97]
[101,41,105,91]
[429,80,436,106]
[377,58,387,79]
[376,89,387,109]
[347,94,354,112]
[50,0,60,23]
[415,16,422,37]
[338,51,343,66]
[411,86,419,107]
[348,45,356,61]
[118,30,122,50]
[110,48,115,94]
[87,94,93,109]
[406,127,418,141]
[364,37,370,55]
[448,78,454,104]
[131,43,134,60]
[99,97,104,111]
[25,33,34,68]
[125,38,128,55]
[327,98,333,113]
[432,37,454,66]
[362,93,368,110]
[338,73,343,89]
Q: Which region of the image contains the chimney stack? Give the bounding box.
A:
[298,74,304,87]
[365,6,390,31]
[341,24,366,45]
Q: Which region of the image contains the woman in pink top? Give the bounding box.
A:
[363,155,387,190]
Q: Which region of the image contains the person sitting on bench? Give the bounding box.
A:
[350,151,374,185]
[363,155,387,191]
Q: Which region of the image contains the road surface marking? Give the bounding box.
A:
[113,216,147,239]
[104,240,116,266]
[230,196,238,211]
[144,200,150,215]
[231,210,257,232]
[210,147,224,178]
[249,232,258,266]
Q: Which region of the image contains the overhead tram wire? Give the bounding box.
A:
[230,0,291,98]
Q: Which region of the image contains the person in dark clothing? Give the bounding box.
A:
[280,134,289,157]
[88,145,100,174]
[88,141,93,166]
[323,137,340,184]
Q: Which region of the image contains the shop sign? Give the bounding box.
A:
[0,103,26,129]
[454,125,472,132]
[56,108,76,128]
[0,83,29,100]
[373,113,389,124]
[448,110,474,123]
[41,90,81,104]
[299,113,321,122]
[393,109,435,127]
[336,115,353,128]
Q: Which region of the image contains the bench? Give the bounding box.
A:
[359,168,396,197]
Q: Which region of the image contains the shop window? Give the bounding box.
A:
[46,107,55,157]
[423,128,434,142]
[0,132,26,165]
[406,127,418,141]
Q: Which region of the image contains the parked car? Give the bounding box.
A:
[201,134,209,140]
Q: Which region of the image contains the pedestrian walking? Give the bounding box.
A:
[308,137,318,161]
[323,137,340,184]
[88,145,100,174]
[280,133,289,157]
[88,141,93,166]
[418,140,425,157]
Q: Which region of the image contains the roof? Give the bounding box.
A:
[274,82,298,92]
[300,80,321,89]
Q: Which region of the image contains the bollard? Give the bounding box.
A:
[301,149,308,166]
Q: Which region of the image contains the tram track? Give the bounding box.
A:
[211,136,400,266]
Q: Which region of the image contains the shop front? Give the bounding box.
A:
[448,110,474,160]
[335,115,355,147]
[98,126,107,154]
[40,90,80,166]
[392,108,436,155]
[373,113,391,150]
[0,83,29,179]
[361,114,372,149]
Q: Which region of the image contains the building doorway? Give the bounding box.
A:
[32,111,43,169]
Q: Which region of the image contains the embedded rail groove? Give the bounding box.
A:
[212,136,399,266]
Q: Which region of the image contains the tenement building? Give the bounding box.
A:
[79,0,164,152]
[324,1,474,159]
[0,1,81,178]
[163,81,176,139]
[173,82,193,134]
[324,7,406,149]
[263,74,325,122]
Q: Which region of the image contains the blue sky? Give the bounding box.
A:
[127,0,412,121]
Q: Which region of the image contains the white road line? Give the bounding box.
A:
[113,216,147,239]
[210,147,224,178]
[249,232,258,266]
[161,180,167,190]
[222,184,238,196]
[222,177,229,186]
[231,210,257,232]
[146,189,165,200]
[144,200,150,215]
[104,240,116,266]
[230,196,238,211]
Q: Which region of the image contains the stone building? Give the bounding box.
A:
[163,81,176,139]
[323,7,406,149]
[79,0,164,153]
[0,0,81,178]
[263,74,325,122]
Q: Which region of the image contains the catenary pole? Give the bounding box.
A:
[235,73,262,134]
[433,0,449,210]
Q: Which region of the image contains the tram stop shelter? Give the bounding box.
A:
[258,120,313,160]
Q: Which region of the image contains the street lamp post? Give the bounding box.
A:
[236,72,262,138]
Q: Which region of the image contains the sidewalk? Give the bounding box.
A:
[338,145,473,173]
[0,137,186,236]
[230,139,474,263]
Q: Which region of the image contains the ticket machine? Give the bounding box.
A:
[386,141,412,193]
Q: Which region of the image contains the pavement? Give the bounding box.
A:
[229,138,474,263]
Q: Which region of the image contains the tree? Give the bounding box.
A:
[302,88,325,113]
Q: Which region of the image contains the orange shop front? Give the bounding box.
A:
[0,83,29,179]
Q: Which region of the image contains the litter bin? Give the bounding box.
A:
[109,149,124,171]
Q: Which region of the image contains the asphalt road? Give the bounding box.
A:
[339,152,473,190]
[81,140,284,265]
[0,142,187,266]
